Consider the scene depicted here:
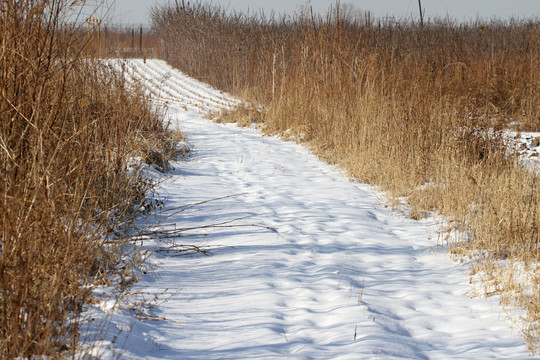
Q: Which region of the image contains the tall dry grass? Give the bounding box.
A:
[153,2,540,352]
[0,0,174,357]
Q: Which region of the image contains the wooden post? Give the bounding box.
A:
[97,19,102,56]
[140,26,143,53]
[418,0,424,27]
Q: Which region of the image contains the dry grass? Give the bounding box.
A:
[208,105,265,127]
[0,0,175,357]
[153,1,540,352]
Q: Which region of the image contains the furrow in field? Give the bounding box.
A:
[127,62,192,106]
[143,59,239,108]
[109,60,177,103]
[129,59,238,111]
[107,61,162,100]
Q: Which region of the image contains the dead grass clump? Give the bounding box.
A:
[210,104,265,127]
[0,1,175,357]
[153,1,539,351]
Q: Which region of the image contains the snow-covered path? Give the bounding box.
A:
[90,59,534,359]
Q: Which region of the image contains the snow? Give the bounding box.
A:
[509,131,540,172]
[83,59,536,359]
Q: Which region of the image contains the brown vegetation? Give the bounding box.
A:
[0,0,174,357]
[152,1,539,352]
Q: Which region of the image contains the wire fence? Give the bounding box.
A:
[78,22,160,58]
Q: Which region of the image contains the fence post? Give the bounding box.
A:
[418,0,424,27]
[140,26,143,53]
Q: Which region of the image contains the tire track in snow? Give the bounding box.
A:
[90,59,533,360]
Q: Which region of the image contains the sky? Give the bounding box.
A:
[82,0,539,25]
